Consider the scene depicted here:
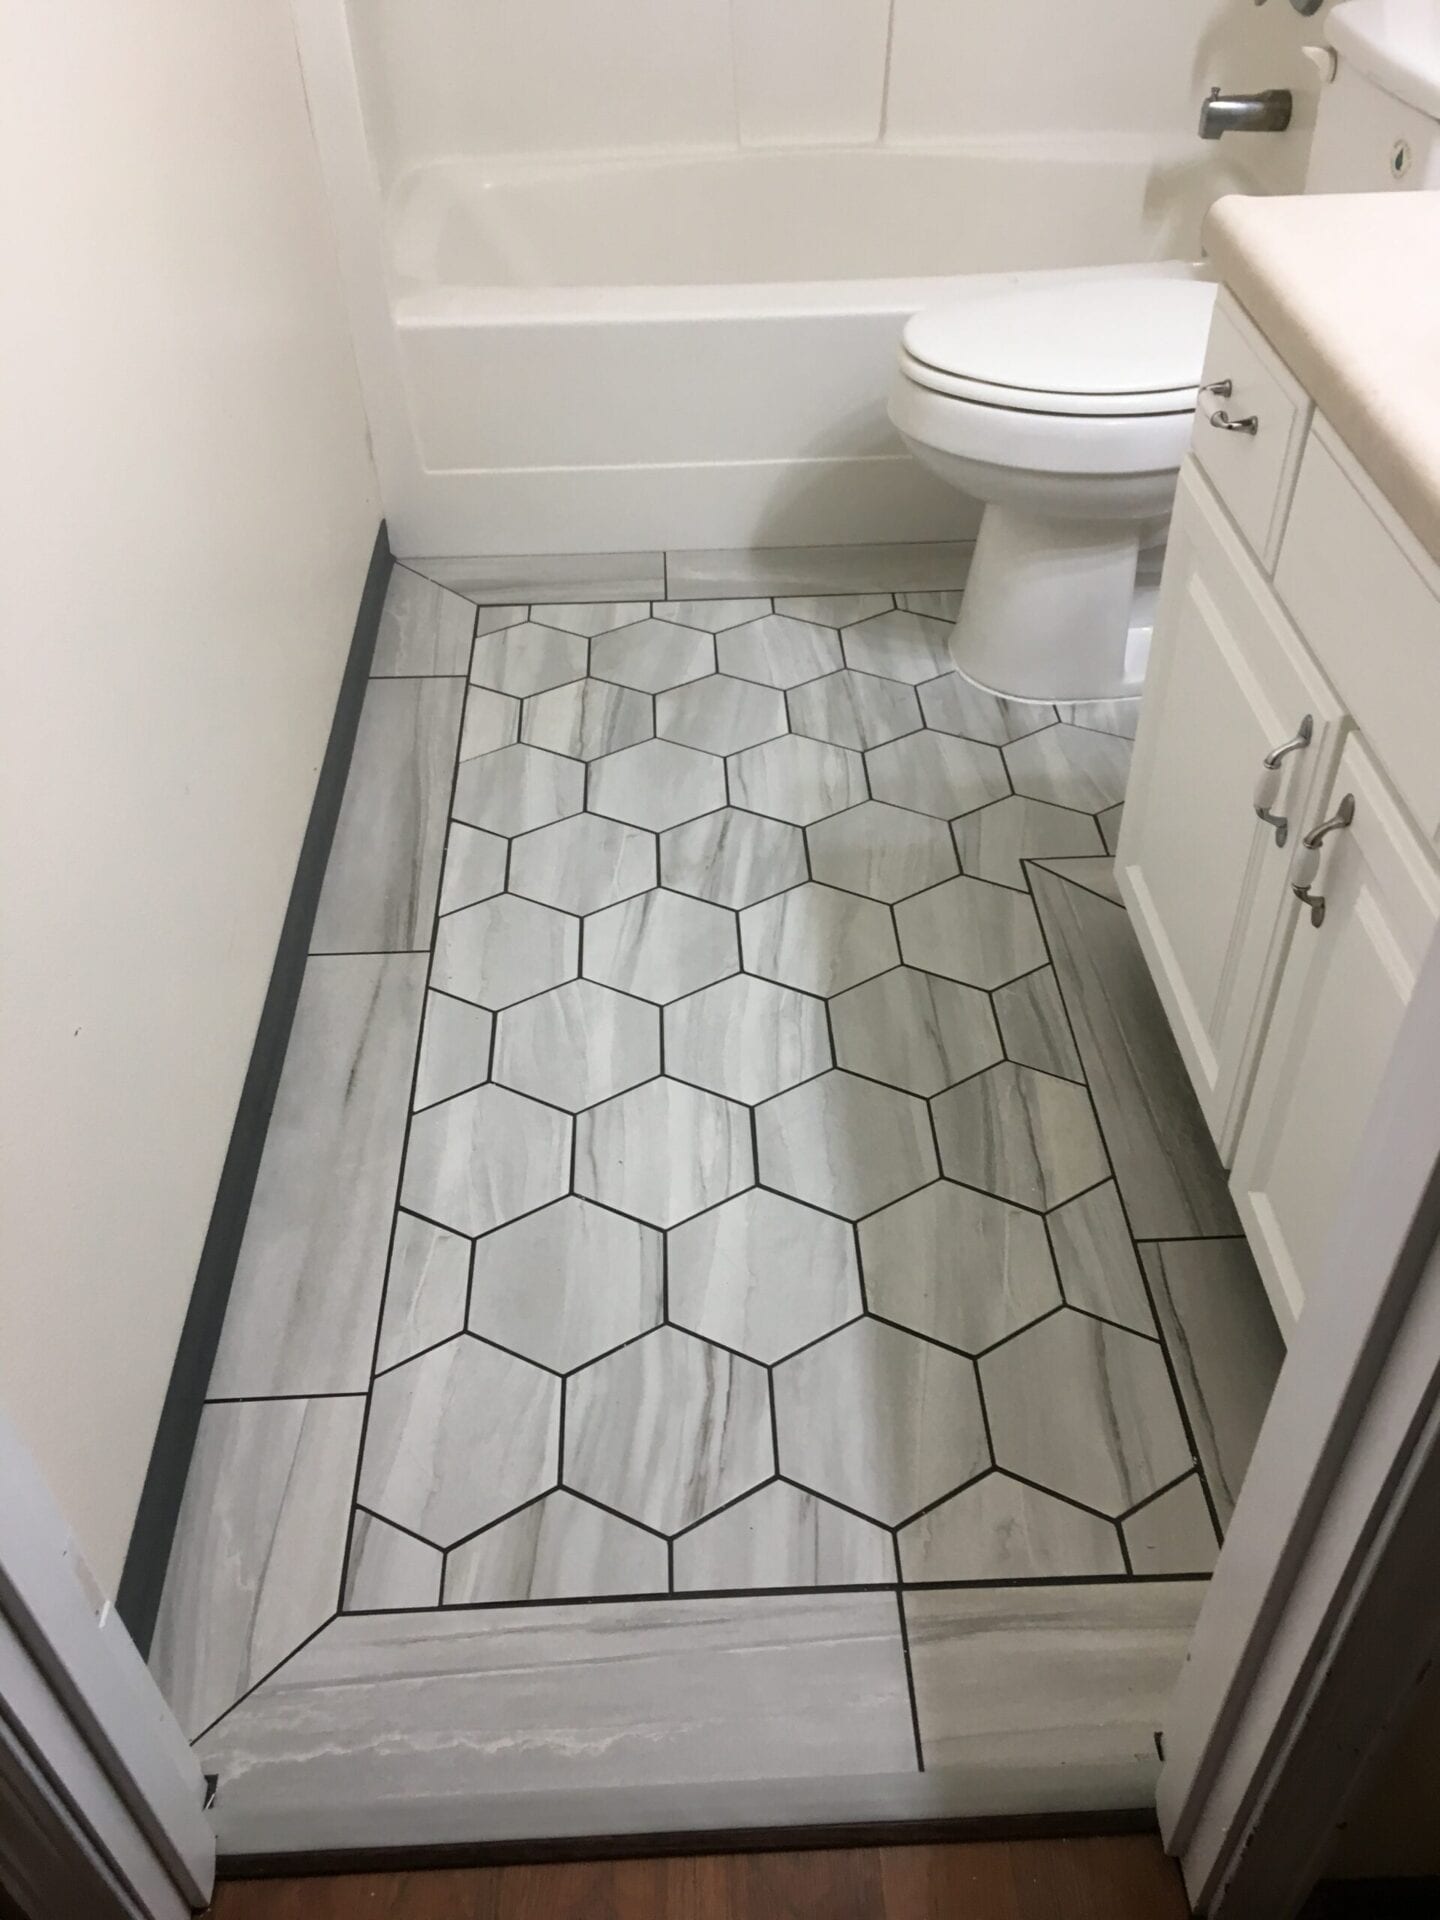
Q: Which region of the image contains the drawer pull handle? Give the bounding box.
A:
[1291,793,1355,928]
[1253,715,1314,846]
[1200,379,1259,435]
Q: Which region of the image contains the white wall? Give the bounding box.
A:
[0,3,379,1594]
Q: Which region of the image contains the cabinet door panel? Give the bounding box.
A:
[1231,736,1440,1332]
[1118,462,1344,1157]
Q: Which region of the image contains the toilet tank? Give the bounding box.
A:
[1307,0,1440,189]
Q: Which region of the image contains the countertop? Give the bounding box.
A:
[1203,191,1440,568]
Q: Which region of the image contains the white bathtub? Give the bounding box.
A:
[381,143,1223,554]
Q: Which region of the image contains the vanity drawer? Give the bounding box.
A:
[1191,291,1312,571]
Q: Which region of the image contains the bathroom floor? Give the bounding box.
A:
[151,546,1285,1857]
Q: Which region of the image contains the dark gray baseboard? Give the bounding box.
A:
[116,523,392,1654]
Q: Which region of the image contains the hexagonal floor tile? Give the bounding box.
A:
[585,889,737,1003]
[919,675,1057,745]
[358,1336,560,1546]
[576,1077,753,1226]
[438,823,507,915]
[432,894,577,1010]
[774,1320,987,1523]
[898,1473,1124,1582]
[660,808,807,909]
[508,812,656,916]
[787,670,921,751]
[443,1490,668,1603]
[669,1190,860,1361]
[652,598,770,632]
[831,967,1001,1095]
[414,991,493,1110]
[656,674,786,755]
[452,742,584,836]
[981,1310,1193,1515]
[866,732,1008,819]
[1004,723,1132,811]
[375,1213,470,1373]
[590,618,714,693]
[565,1326,773,1532]
[757,1071,937,1218]
[715,613,843,687]
[460,686,520,762]
[774,593,892,628]
[470,622,587,697]
[859,1182,1060,1352]
[401,1084,571,1235]
[952,794,1105,890]
[588,738,726,831]
[672,1480,893,1591]
[840,609,954,684]
[1056,698,1140,739]
[932,1061,1108,1210]
[493,980,658,1110]
[741,883,897,997]
[528,601,649,637]
[469,1197,662,1371]
[664,974,829,1103]
[519,679,652,761]
[895,876,1046,987]
[807,800,957,902]
[728,734,866,825]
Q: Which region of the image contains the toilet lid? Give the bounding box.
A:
[903,275,1218,415]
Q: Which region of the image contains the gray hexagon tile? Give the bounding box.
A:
[431,894,577,1010]
[831,967,1001,1097]
[519,679,652,761]
[588,738,726,831]
[1099,802,1124,853]
[452,742,584,836]
[1048,1182,1154,1335]
[993,966,1084,1081]
[438,823,507,915]
[660,808,806,909]
[460,686,520,761]
[741,883,897,997]
[357,1336,560,1546]
[1004,724,1132,812]
[774,1320,987,1523]
[590,618,714,693]
[564,1326,773,1533]
[919,675,1056,745]
[469,1197,662,1372]
[493,980,658,1111]
[375,1213,470,1374]
[840,609,953,684]
[757,1071,937,1219]
[470,622,588,697]
[414,991,493,1110]
[728,733,866,826]
[895,876,1046,987]
[716,613,842,688]
[343,1512,443,1612]
[508,812,656,916]
[656,675,786,755]
[653,598,770,632]
[443,1491,667,1603]
[472,605,527,638]
[787,671,921,752]
[866,731,1008,819]
[775,593,893,628]
[859,1182,1060,1354]
[981,1310,1193,1516]
[668,1190,861,1362]
[665,973,829,1104]
[807,801,957,903]
[1122,1476,1219,1575]
[933,1061,1108,1211]
[585,889,737,1003]
[898,1474,1124,1583]
[576,1078,753,1227]
[896,589,962,620]
[401,1084,572,1236]
[529,601,649,637]
[673,1481,893,1591]
[1056,698,1141,740]
[952,794,1105,890]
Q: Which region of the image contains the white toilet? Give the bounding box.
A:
[889,0,1440,704]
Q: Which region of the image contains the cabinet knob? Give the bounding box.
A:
[1200,378,1259,435]
[1253,715,1313,846]
[1291,793,1355,927]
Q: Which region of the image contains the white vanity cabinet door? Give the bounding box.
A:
[1117,462,1345,1157]
[1231,735,1440,1333]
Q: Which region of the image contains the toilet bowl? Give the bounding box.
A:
[888,271,1218,703]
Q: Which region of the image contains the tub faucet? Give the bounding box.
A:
[1198,87,1293,138]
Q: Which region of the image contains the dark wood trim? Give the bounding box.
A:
[116,523,392,1655]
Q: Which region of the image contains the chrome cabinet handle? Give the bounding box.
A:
[1253,714,1313,846]
[1200,378,1259,435]
[1291,793,1355,927]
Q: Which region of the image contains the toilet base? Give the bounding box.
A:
[952,503,1161,703]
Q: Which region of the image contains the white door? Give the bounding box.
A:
[1231,735,1440,1332]
[1118,462,1345,1160]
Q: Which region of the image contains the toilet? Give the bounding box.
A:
[889,0,1440,704]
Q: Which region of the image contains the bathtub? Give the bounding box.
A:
[379,143,1223,555]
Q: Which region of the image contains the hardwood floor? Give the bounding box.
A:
[209,1836,1191,1918]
